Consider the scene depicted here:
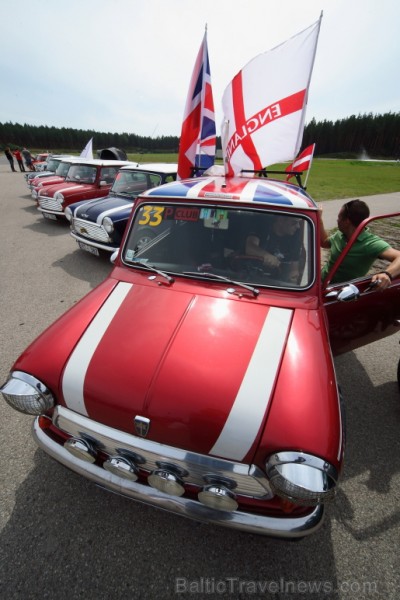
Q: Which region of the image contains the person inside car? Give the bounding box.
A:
[320,199,400,289]
[244,214,304,283]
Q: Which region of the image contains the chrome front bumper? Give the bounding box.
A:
[32,416,324,538]
[70,231,117,252]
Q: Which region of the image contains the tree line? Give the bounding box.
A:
[1,112,399,158]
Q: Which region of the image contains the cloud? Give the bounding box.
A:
[0,0,399,138]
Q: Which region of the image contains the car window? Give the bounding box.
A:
[100,167,119,184]
[112,171,152,195]
[45,159,60,171]
[56,162,72,177]
[149,174,162,187]
[122,204,314,290]
[67,165,97,183]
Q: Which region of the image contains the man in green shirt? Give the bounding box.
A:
[320,199,400,289]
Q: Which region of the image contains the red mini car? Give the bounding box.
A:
[30,157,80,198]
[32,152,50,171]
[2,172,399,538]
[36,159,133,221]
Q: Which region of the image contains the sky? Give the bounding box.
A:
[1,0,399,140]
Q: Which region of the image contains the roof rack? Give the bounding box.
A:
[189,167,305,189]
[241,169,305,189]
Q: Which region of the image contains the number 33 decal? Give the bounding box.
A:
[138,206,165,226]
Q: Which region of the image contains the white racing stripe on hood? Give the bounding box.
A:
[95,203,135,224]
[209,307,293,461]
[62,282,132,415]
[52,185,83,194]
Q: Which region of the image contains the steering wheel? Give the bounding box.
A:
[229,254,267,274]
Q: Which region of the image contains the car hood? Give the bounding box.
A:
[39,181,92,196]
[35,175,64,188]
[58,280,293,461]
[72,195,134,222]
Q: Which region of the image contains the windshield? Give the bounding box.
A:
[66,164,97,184]
[45,159,61,171]
[112,170,162,197]
[56,162,73,177]
[123,203,314,289]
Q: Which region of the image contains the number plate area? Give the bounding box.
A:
[78,241,100,256]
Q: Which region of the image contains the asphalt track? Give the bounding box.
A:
[0,159,399,599]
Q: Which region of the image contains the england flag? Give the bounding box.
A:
[177,28,216,180]
[222,15,322,177]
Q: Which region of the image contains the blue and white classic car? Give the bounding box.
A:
[65,163,177,256]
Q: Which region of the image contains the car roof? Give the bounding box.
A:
[119,163,177,173]
[143,175,317,210]
[59,158,132,167]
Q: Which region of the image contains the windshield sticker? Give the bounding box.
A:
[201,208,229,229]
[138,206,165,227]
[163,206,201,221]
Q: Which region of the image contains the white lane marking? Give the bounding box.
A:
[62,282,132,415]
[209,307,293,461]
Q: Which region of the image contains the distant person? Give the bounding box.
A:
[12,148,25,172]
[320,199,400,289]
[4,147,16,172]
[22,147,34,171]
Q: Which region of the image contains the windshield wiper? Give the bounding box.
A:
[183,271,259,297]
[128,260,174,284]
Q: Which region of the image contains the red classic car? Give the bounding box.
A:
[36,159,134,221]
[30,157,81,198]
[32,152,50,171]
[2,172,399,538]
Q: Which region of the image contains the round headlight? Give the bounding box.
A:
[102,217,114,234]
[64,206,73,221]
[0,371,54,415]
[54,192,64,202]
[266,452,338,505]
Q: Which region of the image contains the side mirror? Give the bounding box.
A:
[110,250,119,264]
[100,180,107,186]
[326,283,360,302]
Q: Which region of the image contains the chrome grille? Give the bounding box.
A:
[72,218,110,242]
[54,406,272,499]
[38,196,62,211]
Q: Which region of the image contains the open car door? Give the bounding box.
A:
[323,212,400,356]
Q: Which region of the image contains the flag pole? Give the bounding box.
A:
[196,24,208,170]
[303,143,315,188]
[221,119,230,177]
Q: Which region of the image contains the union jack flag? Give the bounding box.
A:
[177,28,216,180]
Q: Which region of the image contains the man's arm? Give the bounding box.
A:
[370,247,400,290]
[318,205,331,248]
[245,235,280,268]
